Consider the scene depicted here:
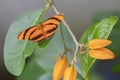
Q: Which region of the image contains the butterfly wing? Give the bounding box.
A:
[17,25,46,42]
[17,26,39,40]
[28,25,46,42]
[42,14,64,38]
[17,14,64,42]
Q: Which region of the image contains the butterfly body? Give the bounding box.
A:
[17,14,64,42]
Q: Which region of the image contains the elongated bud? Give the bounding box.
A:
[63,65,77,80]
[88,48,115,59]
[88,39,112,49]
[53,56,69,80]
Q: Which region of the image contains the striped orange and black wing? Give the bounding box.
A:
[42,14,64,38]
[17,14,64,42]
[17,26,46,41]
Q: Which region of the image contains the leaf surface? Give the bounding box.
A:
[4,9,43,76]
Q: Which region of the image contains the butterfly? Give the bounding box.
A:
[17,14,64,42]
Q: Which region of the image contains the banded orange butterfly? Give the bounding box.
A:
[17,14,64,42]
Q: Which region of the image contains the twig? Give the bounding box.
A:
[34,0,51,25]
[49,0,79,64]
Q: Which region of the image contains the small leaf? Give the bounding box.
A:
[38,37,52,48]
[92,11,120,31]
[4,9,43,76]
[79,16,118,77]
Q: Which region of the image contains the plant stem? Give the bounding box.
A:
[49,0,79,64]
[34,0,51,25]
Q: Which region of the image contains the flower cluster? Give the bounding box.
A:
[53,56,77,80]
[53,39,115,80]
[87,39,115,59]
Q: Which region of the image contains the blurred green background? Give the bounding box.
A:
[0,0,120,80]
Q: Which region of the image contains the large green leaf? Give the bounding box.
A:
[4,9,44,76]
[79,16,118,78]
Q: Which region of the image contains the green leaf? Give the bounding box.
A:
[16,47,53,80]
[16,45,54,80]
[79,16,118,77]
[93,11,120,31]
[4,9,43,76]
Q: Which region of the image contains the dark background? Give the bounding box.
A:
[0,0,120,80]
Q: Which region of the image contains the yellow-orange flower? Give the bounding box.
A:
[63,65,77,80]
[88,39,112,49]
[53,56,69,80]
[88,39,115,60]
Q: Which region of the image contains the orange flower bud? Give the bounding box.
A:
[63,65,77,80]
[88,39,112,49]
[53,56,69,80]
[88,48,115,59]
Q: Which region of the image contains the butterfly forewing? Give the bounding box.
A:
[17,14,64,42]
[17,26,39,40]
